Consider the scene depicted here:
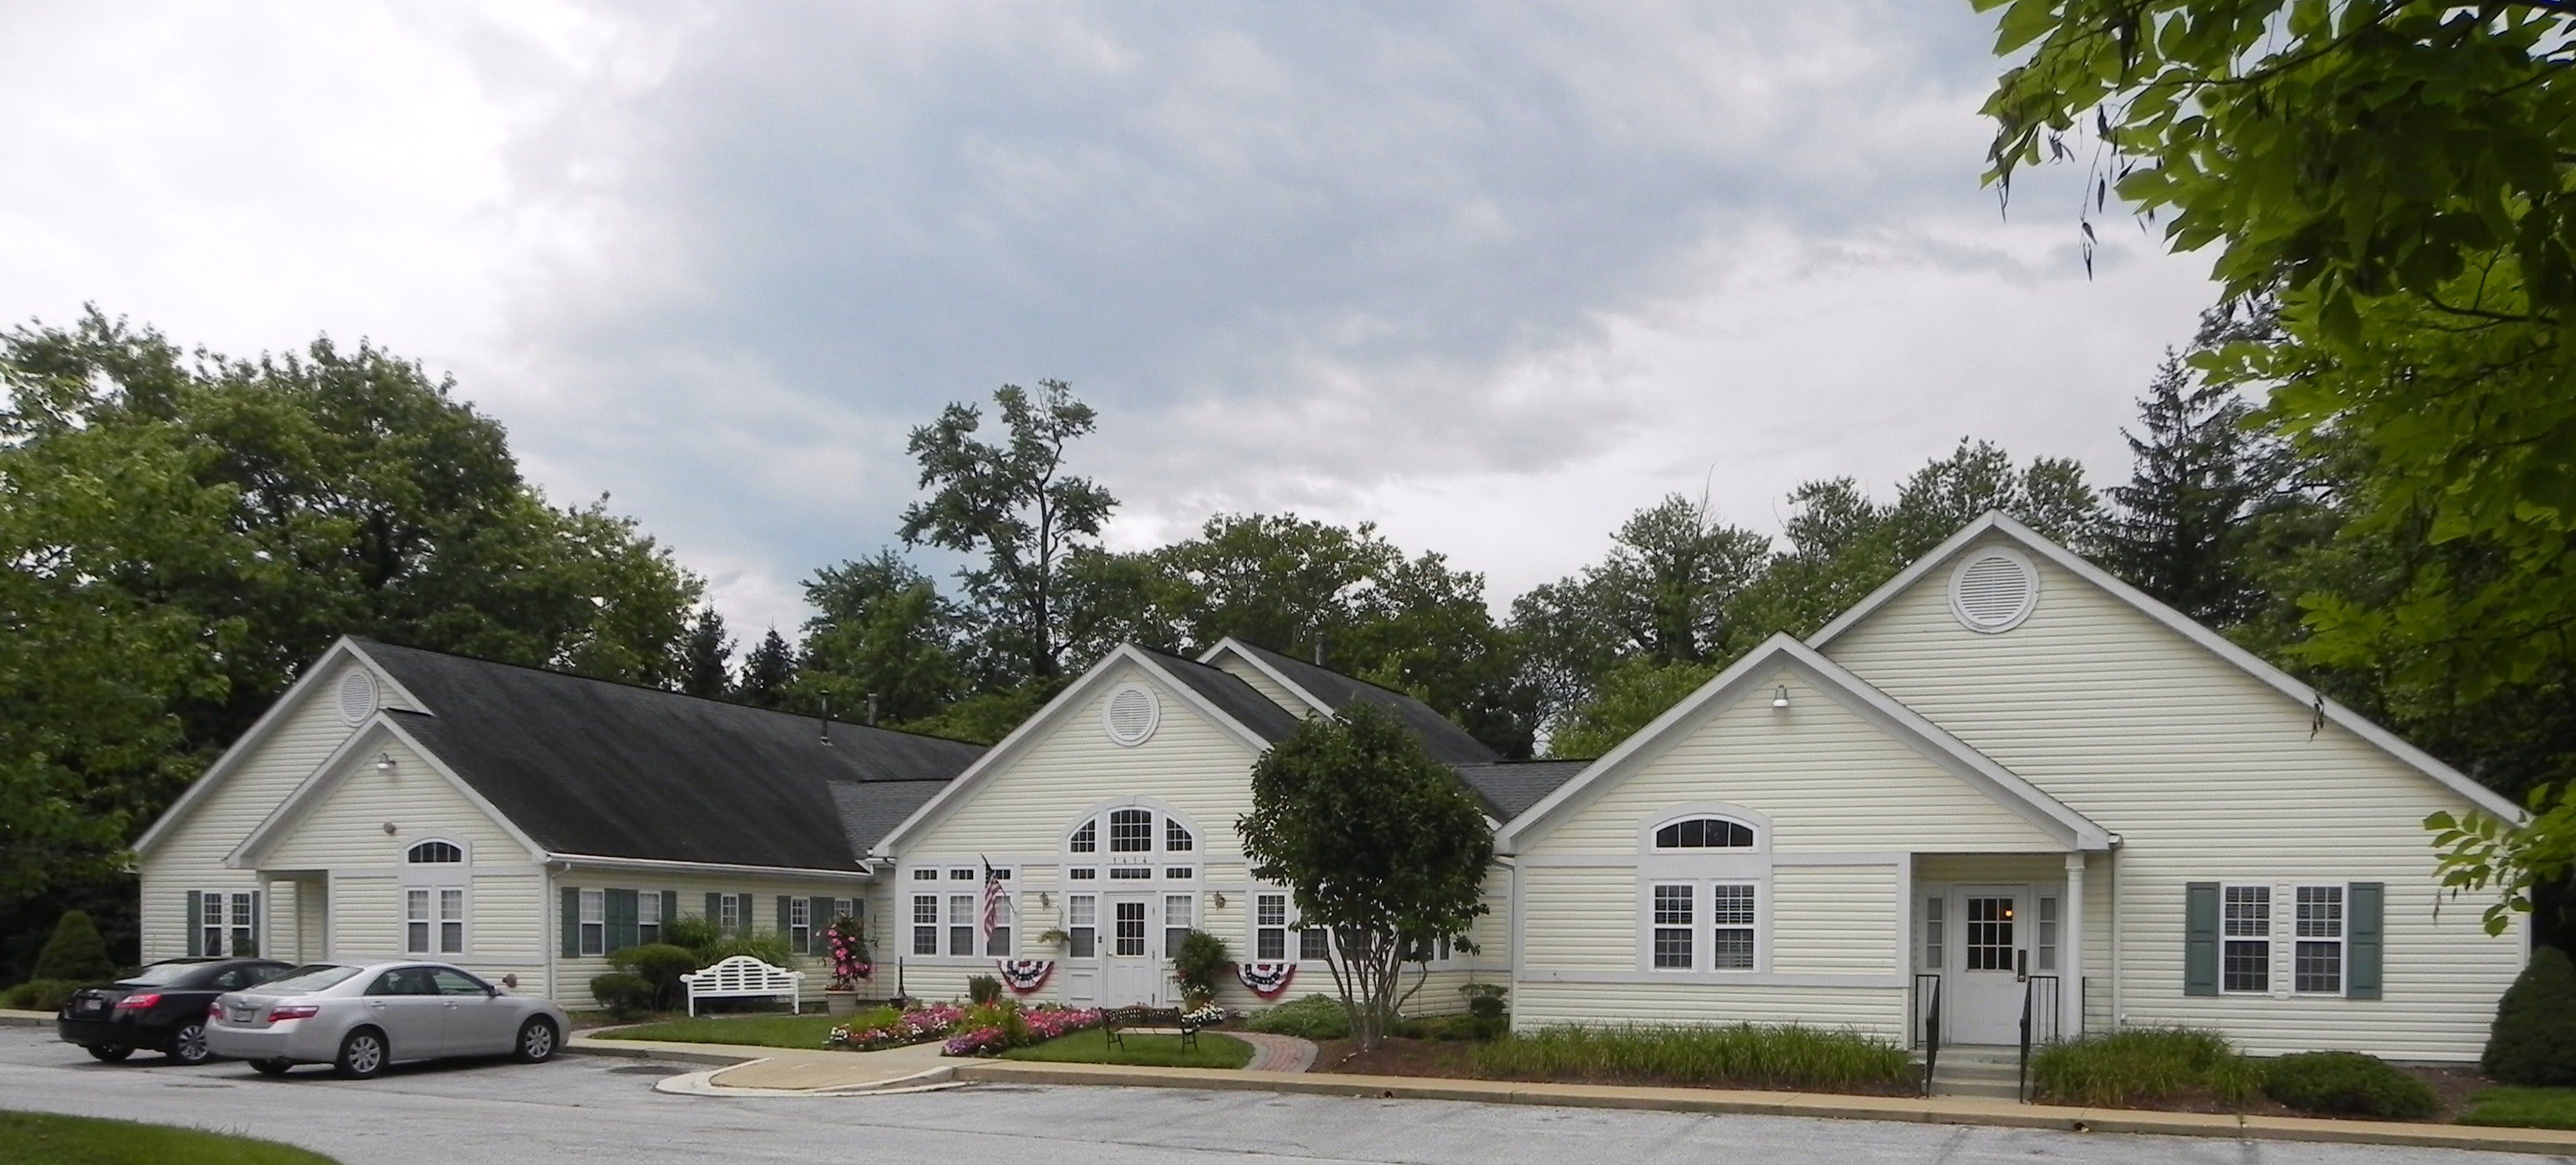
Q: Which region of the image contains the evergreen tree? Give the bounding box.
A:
[32,909,113,982]
[2104,352,2282,627]
[735,629,797,710]
[675,607,735,699]
[794,550,964,724]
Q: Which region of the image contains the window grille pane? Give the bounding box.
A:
[406,889,429,953]
[1711,928,1755,969]
[2295,940,2342,993]
[2037,896,2058,972]
[1114,900,1146,956]
[1165,818,1193,852]
[1069,867,1097,880]
[1924,897,1945,969]
[1652,927,1693,968]
[1108,867,1151,880]
[1965,896,2015,971]
[1652,885,1692,926]
[1070,820,1097,852]
[949,894,974,956]
[1257,895,1287,927]
[2224,885,2270,937]
[1109,809,1153,852]
[1711,884,1756,926]
[2296,886,2343,938]
[912,895,938,955]
[1300,928,1329,961]
[1068,896,1096,958]
[2223,940,2270,992]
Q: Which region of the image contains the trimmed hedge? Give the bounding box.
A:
[2262,1051,2438,1120]
[2486,947,2576,1087]
[4,979,83,1012]
[1244,994,1352,1040]
[34,911,114,983]
[589,972,655,1018]
[608,944,697,1010]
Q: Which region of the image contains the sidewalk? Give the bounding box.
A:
[948,1061,2576,1157]
[566,1031,958,1095]
[0,1008,51,1027]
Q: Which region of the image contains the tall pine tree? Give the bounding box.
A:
[735,629,797,709]
[675,607,734,698]
[2104,352,2281,627]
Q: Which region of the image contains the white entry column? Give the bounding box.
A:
[2061,852,2086,1038]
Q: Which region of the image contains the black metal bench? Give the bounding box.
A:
[1099,1006,1195,1051]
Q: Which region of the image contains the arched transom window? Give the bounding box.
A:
[1654,817,1755,850]
[1064,803,1197,884]
[406,840,463,864]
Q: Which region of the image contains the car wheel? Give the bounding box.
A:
[513,1017,558,1063]
[167,1022,212,1065]
[250,1058,292,1077]
[84,1045,133,1063]
[334,1028,388,1080]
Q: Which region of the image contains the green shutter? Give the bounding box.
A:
[606,889,639,952]
[776,895,792,945]
[810,896,835,956]
[561,886,581,958]
[2347,882,2384,1000]
[741,892,755,935]
[661,891,679,936]
[2184,882,2219,996]
[705,892,722,930]
[184,892,202,957]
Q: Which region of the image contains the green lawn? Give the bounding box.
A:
[1001,1029,1254,1069]
[0,1112,340,1165]
[2458,1087,2576,1130]
[591,1011,861,1048]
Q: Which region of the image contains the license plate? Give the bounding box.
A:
[231,1007,256,1023]
[75,999,103,1015]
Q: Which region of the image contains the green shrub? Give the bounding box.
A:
[662,916,723,954]
[33,911,114,983]
[2029,1027,2258,1108]
[4,979,83,1011]
[588,972,655,1018]
[1471,1023,1912,1091]
[1245,993,1352,1040]
[697,933,795,969]
[609,943,698,1010]
[967,975,1003,1006]
[1170,930,1232,1004]
[1395,1012,1505,1042]
[1461,981,1507,1021]
[2486,947,2576,1087]
[2261,1051,2438,1120]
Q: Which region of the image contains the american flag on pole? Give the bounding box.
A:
[977,858,1010,952]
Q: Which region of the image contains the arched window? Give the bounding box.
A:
[407,840,463,864]
[1108,808,1154,852]
[1164,818,1194,852]
[1654,817,1755,850]
[1068,820,1097,853]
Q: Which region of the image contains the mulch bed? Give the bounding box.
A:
[2041,1063,2495,1122]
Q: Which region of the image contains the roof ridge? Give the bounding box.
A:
[347,637,984,750]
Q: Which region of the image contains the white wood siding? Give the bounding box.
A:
[1522,669,2062,856]
[1823,537,2527,1059]
[545,868,871,1008]
[1210,654,1313,716]
[259,739,527,871]
[137,666,371,962]
[1770,865,1898,976]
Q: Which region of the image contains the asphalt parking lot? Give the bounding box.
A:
[0,1027,2545,1164]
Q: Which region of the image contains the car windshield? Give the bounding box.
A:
[254,964,362,993]
[116,962,208,987]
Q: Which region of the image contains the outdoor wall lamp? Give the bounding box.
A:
[1772,685,1790,710]
[376,751,397,772]
[1211,892,1227,909]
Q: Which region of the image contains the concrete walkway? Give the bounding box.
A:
[568,1030,961,1095]
[0,1008,52,1027]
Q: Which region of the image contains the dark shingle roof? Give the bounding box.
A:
[1450,760,1590,820]
[1227,642,1501,766]
[1135,649,1306,743]
[357,640,984,869]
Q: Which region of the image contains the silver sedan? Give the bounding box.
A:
[205,961,567,1079]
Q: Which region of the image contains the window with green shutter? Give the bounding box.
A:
[2347,882,2384,1000]
[2183,882,2219,996]
[606,889,639,952]
[561,886,581,958]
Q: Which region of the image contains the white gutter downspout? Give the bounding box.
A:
[2106,834,2123,1031]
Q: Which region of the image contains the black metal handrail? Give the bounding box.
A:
[2017,974,2060,1101]
[1913,972,1941,1097]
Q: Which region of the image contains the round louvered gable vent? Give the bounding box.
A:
[1949,549,2039,633]
[336,669,378,724]
[1103,683,1159,746]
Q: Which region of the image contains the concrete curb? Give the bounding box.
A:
[566,1039,762,1068]
[947,1062,2576,1157]
[0,1010,54,1029]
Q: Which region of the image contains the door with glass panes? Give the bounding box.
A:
[1943,884,2033,1045]
[1100,896,1159,1005]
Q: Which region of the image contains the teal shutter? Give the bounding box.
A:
[606,889,638,952]
[741,892,755,935]
[810,896,835,956]
[705,892,722,931]
[560,886,581,958]
[661,891,679,938]
[2347,882,2384,1000]
[776,895,792,945]
[2184,882,2219,996]
[184,892,203,957]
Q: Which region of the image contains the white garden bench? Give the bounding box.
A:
[679,955,805,1017]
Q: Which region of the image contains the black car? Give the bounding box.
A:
[57,958,292,1064]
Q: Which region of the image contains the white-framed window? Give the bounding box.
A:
[579,888,606,956]
[2295,885,2345,994]
[1165,866,1193,879]
[833,897,854,923]
[985,893,1013,957]
[1710,883,1756,969]
[407,840,463,864]
[789,897,811,955]
[1114,900,1147,957]
[1163,894,1194,956]
[1923,896,1945,971]
[912,895,938,955]
[1069,820,1097,853]
[2222,884,2271,993]
[1109,808,1153,852]
[405,888,460,955]
[1255,893,1289,960]
[948,867,975,880]
[913,867,938,880]
[196,890,258,957]
[718,893,741,936]
[1165,818,1194,852]
[2035,895,2060,972]
[1068,895,1097,957]
[638,891,662,945]
[1299,922,1330,962]
[1069,867,1098,880]
[1654,817,1755,849]
[948,894,975,956]
[406,888,431,955]
[1109,867,1152,880]
[199,890,227,957]
[439,888,465,954]
[1651,884,1693,969]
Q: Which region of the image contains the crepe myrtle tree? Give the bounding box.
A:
[1237,703,1493,1051]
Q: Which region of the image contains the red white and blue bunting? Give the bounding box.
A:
[1236,962,1296,999]
[996,960,1054,994]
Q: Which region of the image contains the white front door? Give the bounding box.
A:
[1100,896,1159,1006]
[1948,885,2029,1045]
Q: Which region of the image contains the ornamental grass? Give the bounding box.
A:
[2027,1027,2260,1108]
[1469,1022,1912,1092]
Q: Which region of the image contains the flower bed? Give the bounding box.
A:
[826,1004,965,1052]
[946,1003,1106,1057]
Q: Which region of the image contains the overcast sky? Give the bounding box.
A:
[0,1,2221,638]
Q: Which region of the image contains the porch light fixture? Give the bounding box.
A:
[1771,686,1790,710]
[1212,892,1227,910]
[381,822,397,835]
[376,751,396,772]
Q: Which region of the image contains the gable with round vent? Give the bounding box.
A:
[1948,546,2039,633]
[335,668,378,724]
[1102,683,1160,746]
